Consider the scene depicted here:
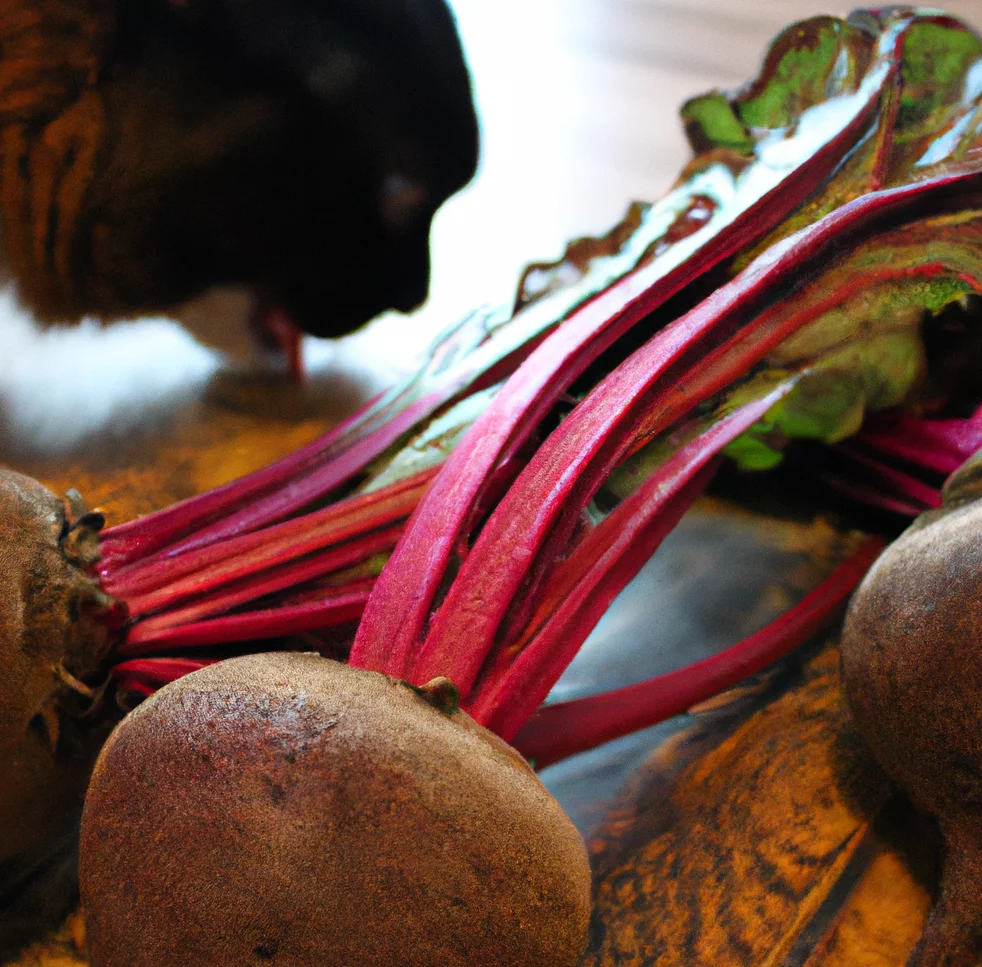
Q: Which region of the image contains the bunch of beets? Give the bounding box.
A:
[2,7,982,966]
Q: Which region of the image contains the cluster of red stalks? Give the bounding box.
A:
[90,8,982,769]
[96,400,979,768]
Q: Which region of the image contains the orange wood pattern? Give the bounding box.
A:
[584,645,895,966]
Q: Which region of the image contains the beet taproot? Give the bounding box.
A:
[841,452,982,967]
[0,469,118,956]
[79,652,592,967]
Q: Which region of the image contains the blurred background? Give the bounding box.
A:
[2,0,981,448]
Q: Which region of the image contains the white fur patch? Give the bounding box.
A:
[0,289,217,453]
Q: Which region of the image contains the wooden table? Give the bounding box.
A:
[3,2,981,964]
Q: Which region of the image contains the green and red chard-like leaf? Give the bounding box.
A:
[352,8,982,676]
[349,10,918,678]
[92,8,982,763]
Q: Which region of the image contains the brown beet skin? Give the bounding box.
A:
[80,653,593,967]
[841,457,982,967]
[0,470,115,956]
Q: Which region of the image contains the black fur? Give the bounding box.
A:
[2,0,479,337]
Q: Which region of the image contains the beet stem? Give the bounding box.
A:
[819,474,932,517]
[351,70,893,677]
[854,406,982,475]
[513,537,884,768]
[467,386,797,738]
[115,587,372,654]
[102,468,433,598]
[834,443,946,508]
[123,526,397,636]
[112,657,218,694]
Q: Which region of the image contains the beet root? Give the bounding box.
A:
[0,469,118,955]
[841,456,982,967]
[80,653,593,967]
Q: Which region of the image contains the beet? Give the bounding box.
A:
[841,452,982,967]
[80,653,592,967]
[0,470,119,955]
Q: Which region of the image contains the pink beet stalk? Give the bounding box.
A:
[825,406,982,515]
[854,405,982,475]
[104,469,433,608]
[372,168,982,698]
[512,537,885,768]
[111,658,219,696]
[466,386,796,738]
[116,584,372,654]
[120,529,397,643]
[833,444,946,509]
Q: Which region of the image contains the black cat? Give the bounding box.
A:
[0,0,478,347]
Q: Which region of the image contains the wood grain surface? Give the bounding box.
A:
[3,1,981,965]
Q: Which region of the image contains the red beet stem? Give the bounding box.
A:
[853,405,982,475]
[834,443,946,509]
[822,406,982,515]
[482,261,969,660]
[512,537,885,768]
[103,469,432,608]
[351,68,899,678]
[116,584,372,654]
[121,526,398,640]
[466,386,796,738]
[98,389,389,563]
[99,399,444,572]
[99,303,524,567]
[112,657,219,695]
[820,474,932,517]
[392,175,982,697]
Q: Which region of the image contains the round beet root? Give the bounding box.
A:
[841,457,982,967]
[0,470,117,955]
[80,653,593,967]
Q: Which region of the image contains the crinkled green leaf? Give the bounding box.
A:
[680,93,755,154]
[736,17,872,129]
[724,212,982,468]
[611,212,982,486]
[897,20,982,136]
